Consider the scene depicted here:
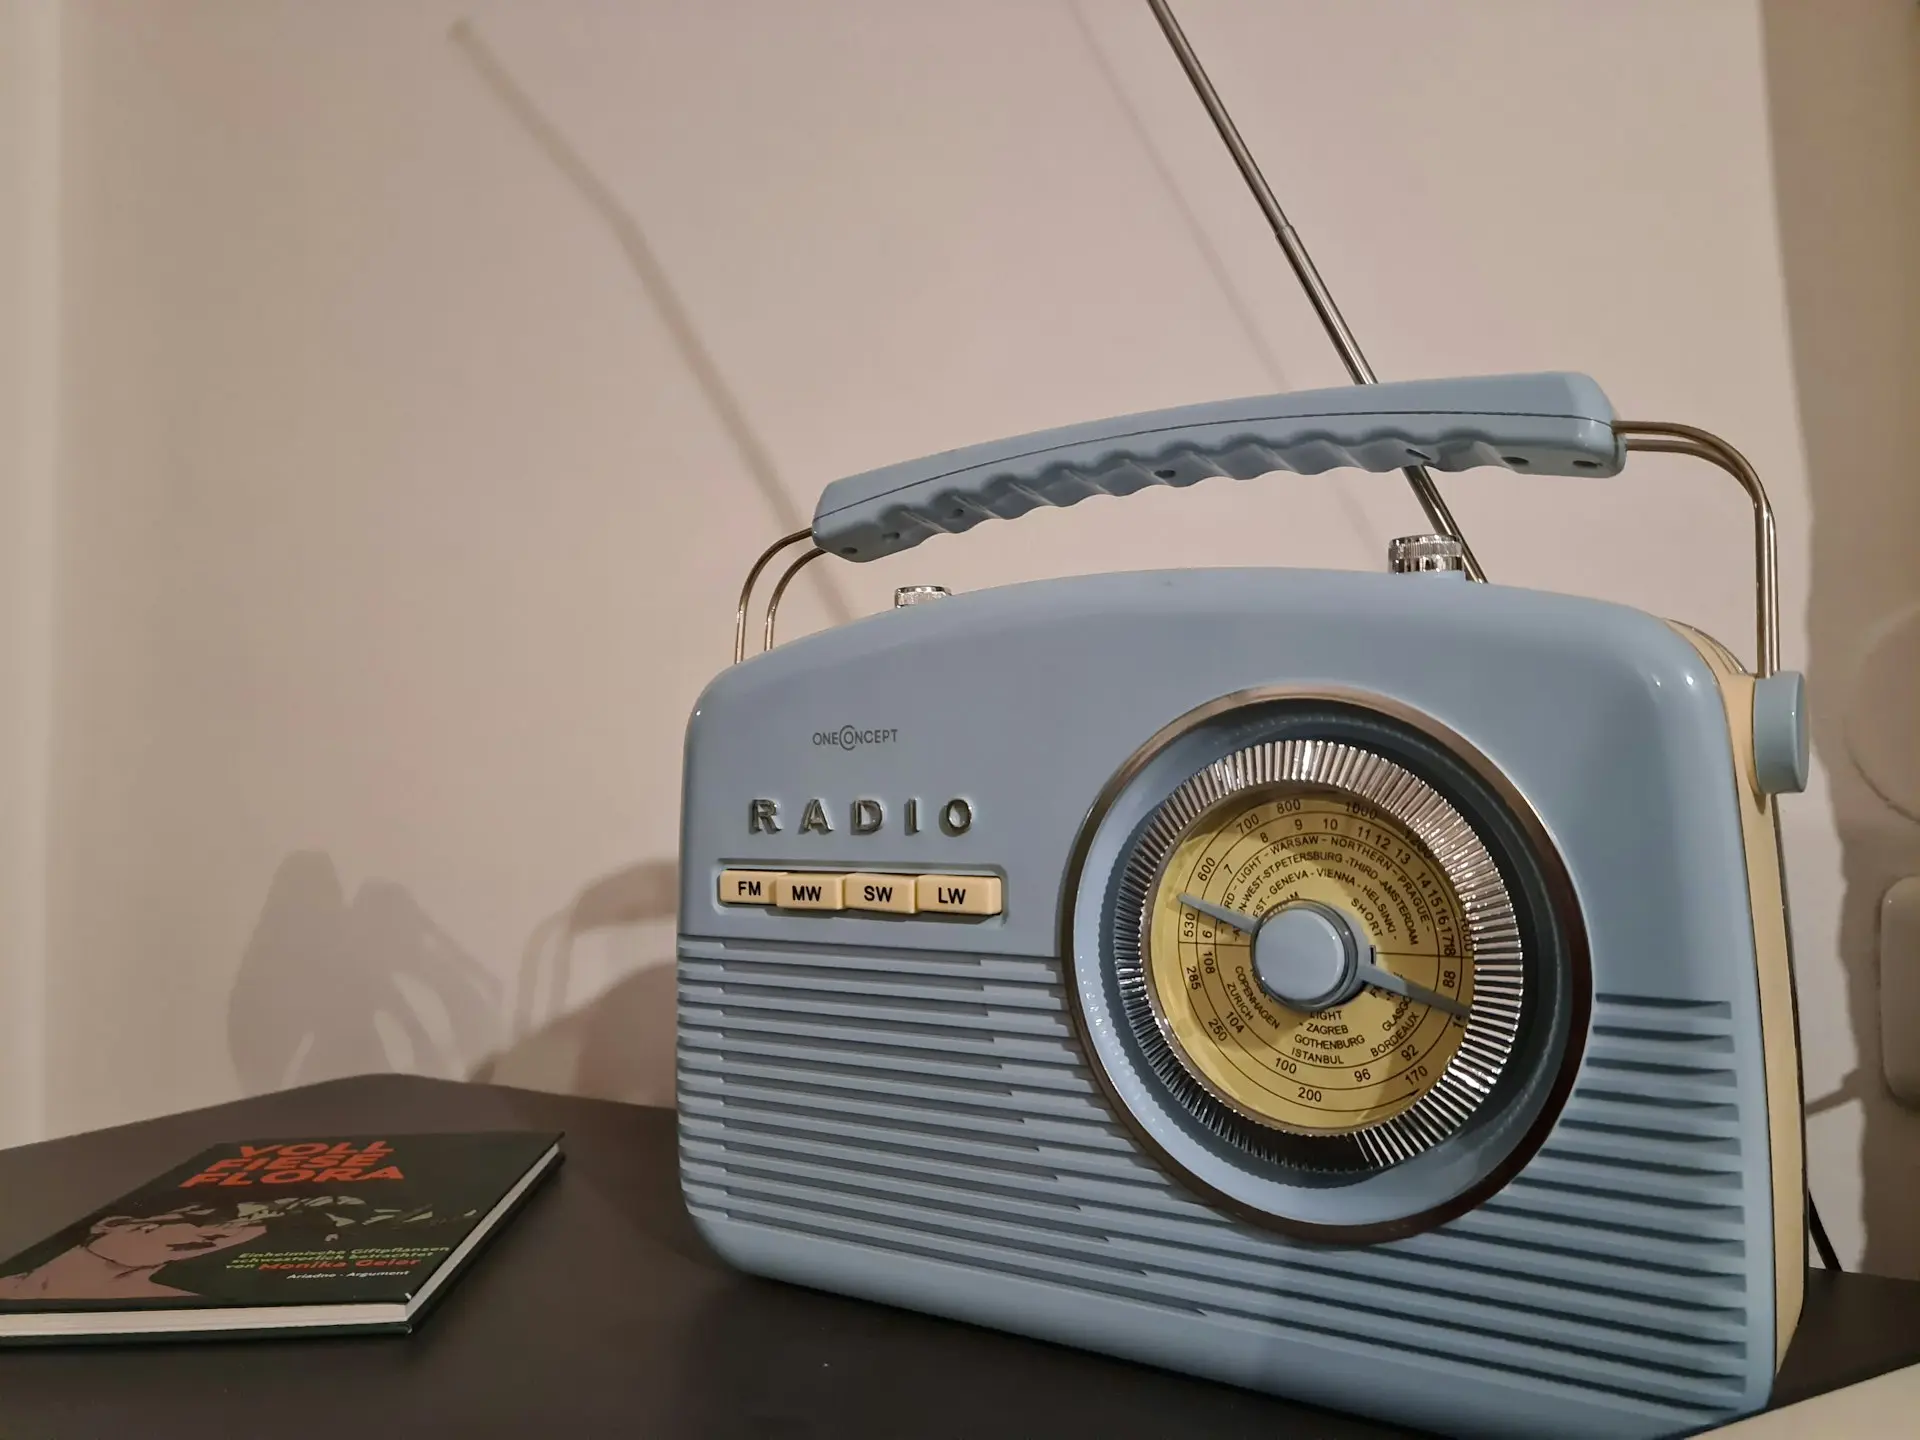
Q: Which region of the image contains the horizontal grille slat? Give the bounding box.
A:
[1459,1198,1751,1259]
[679,1074,1136,1154]
[680,984,1074,1038]
[679,1049,1114,1119]
[680,1097,1165,1182]
[680,1026,1100,1094]
[683,1127,1223,1223]
[1533,1144,1743,1184]
[680,934,1058,984]
[679,1008,1082,1066]
[1573,1087,1741,1129]
[681,956,1063,1010]
[1570,1063,1737,1100]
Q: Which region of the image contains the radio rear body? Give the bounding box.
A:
[678,563,1801,1440]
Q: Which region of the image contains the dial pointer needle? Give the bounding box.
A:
[1356,961,1470,1020]
[1178,894,1267,935]
[1180,894,1469,1018]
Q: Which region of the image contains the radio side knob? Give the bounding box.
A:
[1752,670,1810,795]
[1388,534,1467,575]
[894,585,952,607]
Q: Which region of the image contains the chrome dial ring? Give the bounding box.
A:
[1114,738,1523,1174]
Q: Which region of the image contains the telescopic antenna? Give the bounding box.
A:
[1143,0,1486,581]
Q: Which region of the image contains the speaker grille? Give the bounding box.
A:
[680,938,1755,1431]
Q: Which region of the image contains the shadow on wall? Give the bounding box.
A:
[1762,1,1920,1275]
[231,853,684,1109]
[473,859,681,1108]
[229,852,504,1093]
[448,18,851,627]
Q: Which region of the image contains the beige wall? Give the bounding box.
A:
[3,0,1914,1270]
[0,0,59,1152]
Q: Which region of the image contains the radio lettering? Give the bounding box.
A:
[743,797,971,837]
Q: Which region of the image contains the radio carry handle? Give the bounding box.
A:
[735,371,1777,684]
[810,372,1619,564]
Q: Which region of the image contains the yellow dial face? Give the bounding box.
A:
[1147,786,1474,1134]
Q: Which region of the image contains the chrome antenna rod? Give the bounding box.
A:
[1144,0,1486,581]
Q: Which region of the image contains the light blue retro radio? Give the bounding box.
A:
[675,8,1813,1438]
[677,371,1810,1439]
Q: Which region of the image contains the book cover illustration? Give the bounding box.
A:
[0,1131,560,1312]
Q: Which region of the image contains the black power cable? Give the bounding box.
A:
[1809,1193,1843,1272]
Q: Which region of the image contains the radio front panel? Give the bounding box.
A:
[678,564,1792,1440]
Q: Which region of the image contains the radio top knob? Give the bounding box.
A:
[1388,534,1467,575]
[894,585,952,607]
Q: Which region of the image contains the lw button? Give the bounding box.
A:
[916,874,1003,917]
[774,874,845,911]
[845,874,917,914]
[718,870,782,906]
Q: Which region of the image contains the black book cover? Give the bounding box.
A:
[0,1131,560,1320]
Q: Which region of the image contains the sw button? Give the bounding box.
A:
[915,874,1003,917]
[845,874,917,914]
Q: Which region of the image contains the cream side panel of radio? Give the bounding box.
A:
[1669,619,1807,1366]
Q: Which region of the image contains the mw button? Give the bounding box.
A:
[774,874,845,911]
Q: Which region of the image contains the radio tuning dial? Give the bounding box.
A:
[1388,534,1466,575]
[1146,785,1479,1137]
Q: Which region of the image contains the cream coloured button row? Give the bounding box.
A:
[719,869,1002,917]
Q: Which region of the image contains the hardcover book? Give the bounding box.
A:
[0,1130,561,1342]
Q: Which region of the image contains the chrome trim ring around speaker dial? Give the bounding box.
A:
[1112,738,1524,1175]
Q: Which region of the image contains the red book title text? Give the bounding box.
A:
[181,1142,404,1187]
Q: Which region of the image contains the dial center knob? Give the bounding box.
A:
[1253,901,1369,1012]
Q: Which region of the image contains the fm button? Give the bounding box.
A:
[718,870,780,905]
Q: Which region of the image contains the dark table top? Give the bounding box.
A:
[0,1075,1913,1438]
